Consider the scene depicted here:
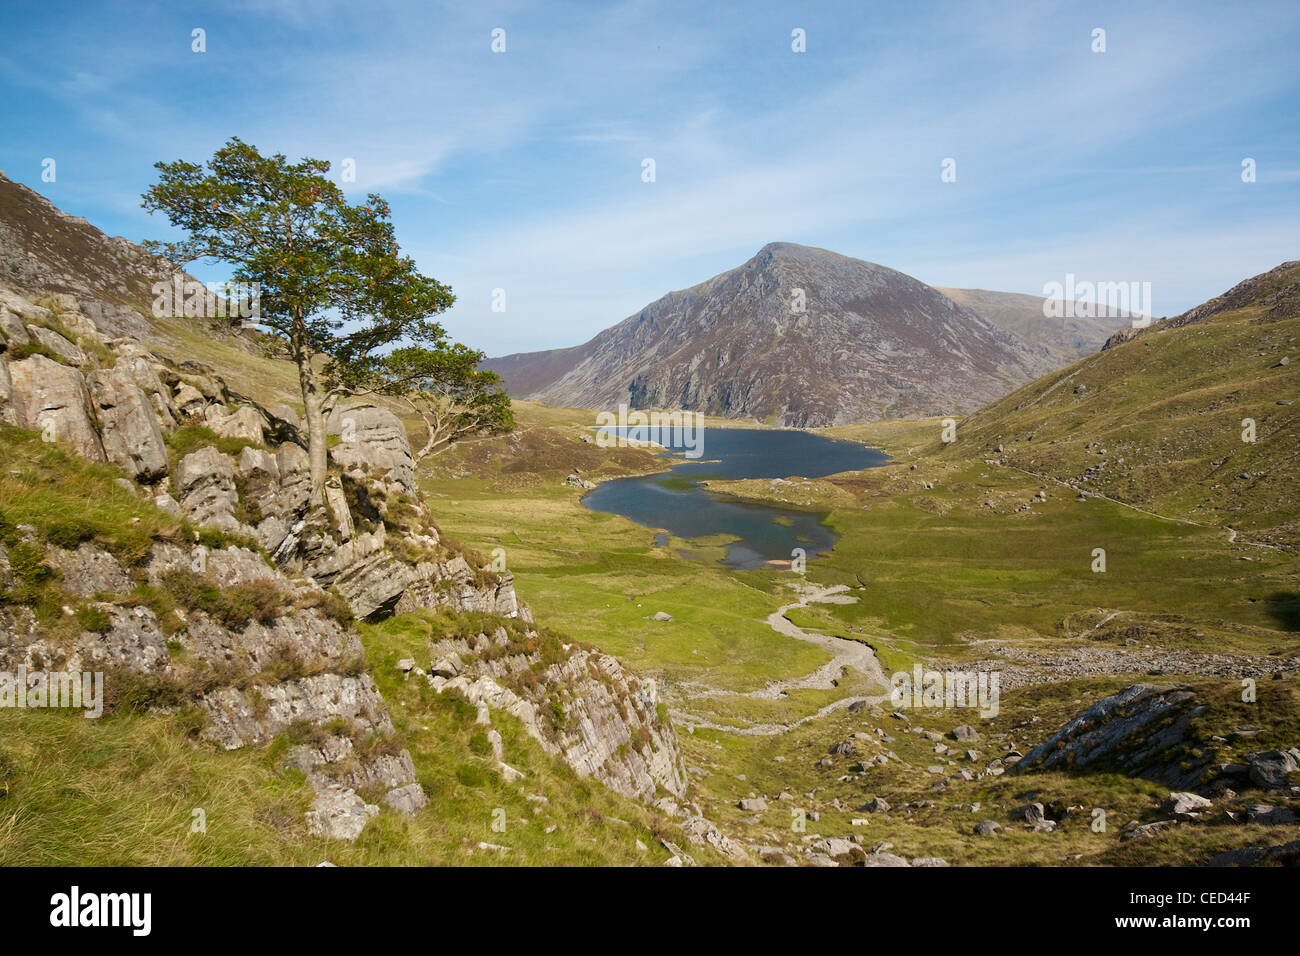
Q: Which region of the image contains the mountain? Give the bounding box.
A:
[940,260,1300,548]
[484,243,1059,426]
[936,286,1132,365]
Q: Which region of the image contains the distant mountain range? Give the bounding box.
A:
[484,243,1131,426]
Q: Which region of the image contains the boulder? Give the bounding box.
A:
[305,785,379,841]
[174,446,241,532]
[89,365,169,480]
[7,355,105,461]
[861,852,910,867]
[1014,684,1210,788]
[0,309,31,346]
[327,404,417,497]
[27,325,86,365]
[205,403,266,445]
[1011,802,1046,825]
[1247,749,1299,790]
[1242,804,1298,825]
[1160,792,1212,816]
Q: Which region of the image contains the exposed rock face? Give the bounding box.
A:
[428,628,687,802]
[485,242,1056,426]
[205,403,266,444]
[89,364,169,480]
[28,325,86,364]
[1014,684,1213,788]
[175,446,242,533]
[305,785,380,841]
[326,404,418,497]
[6,354,106,461]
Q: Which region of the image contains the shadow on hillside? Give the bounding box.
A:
[1263,592,1300,632]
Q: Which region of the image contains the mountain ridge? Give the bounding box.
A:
[485,242,1062,426]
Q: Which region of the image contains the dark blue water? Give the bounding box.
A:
[581,428,888,569]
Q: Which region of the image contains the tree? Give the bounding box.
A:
[372,344,513,459]
[141,137,457,506]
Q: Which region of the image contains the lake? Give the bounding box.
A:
[581,427,889,569]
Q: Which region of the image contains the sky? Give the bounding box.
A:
[1,0,1298,356]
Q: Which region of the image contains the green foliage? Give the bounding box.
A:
[159,567,287,629]
[142,138,457,503]
[75,605,112,633]
[166,425,262,461]
[0,426,179,567]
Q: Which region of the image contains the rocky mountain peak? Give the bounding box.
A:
[486,243,1056,425]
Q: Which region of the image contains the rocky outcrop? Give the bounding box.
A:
[0,278,689,820]
[89,364,169,480]
[1014,684,1213,788]
[428,628,686,802]
[6,354,106,461]
[175,446,242,533]
[326,404,418,497]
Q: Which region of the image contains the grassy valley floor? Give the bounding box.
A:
[420,403,1300,865]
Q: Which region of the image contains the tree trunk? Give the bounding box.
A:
[300,366,328,507]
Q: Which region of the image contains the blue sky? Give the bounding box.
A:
[1,0,1297,355]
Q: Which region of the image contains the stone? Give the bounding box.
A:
[305,786,379,841]
[205,403,266,445]
[1207,840,1300,867]
[327,405,418,497]
[829,739,858,757]
[174,446,241,532]
[1247,749,1299,790]
[7,355,106,461]
[1243,804,1298,825]
[27,325,86,365]
[974,820,1001,835]
[860,797,890,813]
[1011,802,1046,825]
[89,365,169,480]
[0,308,31,346]
[1014,684,1210,788]
[951,724,980,742]
[1160,792,1212,816]
[861,852,910,867]
[737,797,768,812]
[681,815,748,860]
[42,544,131,598]
[383,783,428,815]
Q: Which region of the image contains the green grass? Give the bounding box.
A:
[0,425,179,567]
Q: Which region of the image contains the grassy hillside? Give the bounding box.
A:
[934,266,1300,549]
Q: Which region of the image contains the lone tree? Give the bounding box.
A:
[142,137,508,505]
